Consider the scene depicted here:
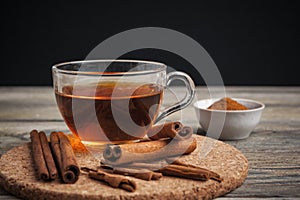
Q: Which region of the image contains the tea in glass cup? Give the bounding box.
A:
[52,60,195,144]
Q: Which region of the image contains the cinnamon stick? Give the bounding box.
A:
[50,131,80,183]
[158,164,209,181]
[102,137,197,165]
[111,161,222,182]
[101,165,162,181]
[168,159,222,182]
[147,122,183,140]
[115,168,162,181]
[30,130,57,181]
[39,131,58,180]
[83,168,136,192]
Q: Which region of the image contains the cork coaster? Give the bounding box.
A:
[0,135,248,200]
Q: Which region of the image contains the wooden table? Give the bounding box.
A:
[0,86,299,199]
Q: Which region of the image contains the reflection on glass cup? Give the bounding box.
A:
[52,60,195,144]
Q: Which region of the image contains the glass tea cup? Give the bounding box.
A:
[52,60,195,144]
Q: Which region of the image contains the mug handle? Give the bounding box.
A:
[155,71,195,123]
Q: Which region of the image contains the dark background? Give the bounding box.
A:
[1,1,299,86]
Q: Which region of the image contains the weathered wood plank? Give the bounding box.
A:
[224,130,300,198]
[0,195,19,200]
[0,187,19,199]
[0,121,68,156]
[0,87,60,121]
[1,86,299,121]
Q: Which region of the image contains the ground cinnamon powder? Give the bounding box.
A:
[208,98,248,110]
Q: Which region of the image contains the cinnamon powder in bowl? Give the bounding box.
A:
[194,98,265,140]
[208,98,248,110]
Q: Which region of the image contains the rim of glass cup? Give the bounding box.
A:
[52,59,167,76]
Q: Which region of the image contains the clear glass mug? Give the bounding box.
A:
[52,60,195,144]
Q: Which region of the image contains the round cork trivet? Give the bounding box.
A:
[0,135,248,200]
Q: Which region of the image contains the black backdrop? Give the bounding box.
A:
[1,1,299,86]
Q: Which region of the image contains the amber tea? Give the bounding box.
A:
[55,82,163,143]
[52,60,195,145]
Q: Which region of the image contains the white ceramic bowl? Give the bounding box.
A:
[194,98,265,140]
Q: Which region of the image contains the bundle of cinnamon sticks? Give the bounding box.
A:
[30,130,138,192]
[30,130,80,183]
[100,161,222,183]
[101,121,222,183]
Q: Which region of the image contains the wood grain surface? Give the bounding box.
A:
[0,86,299,199]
